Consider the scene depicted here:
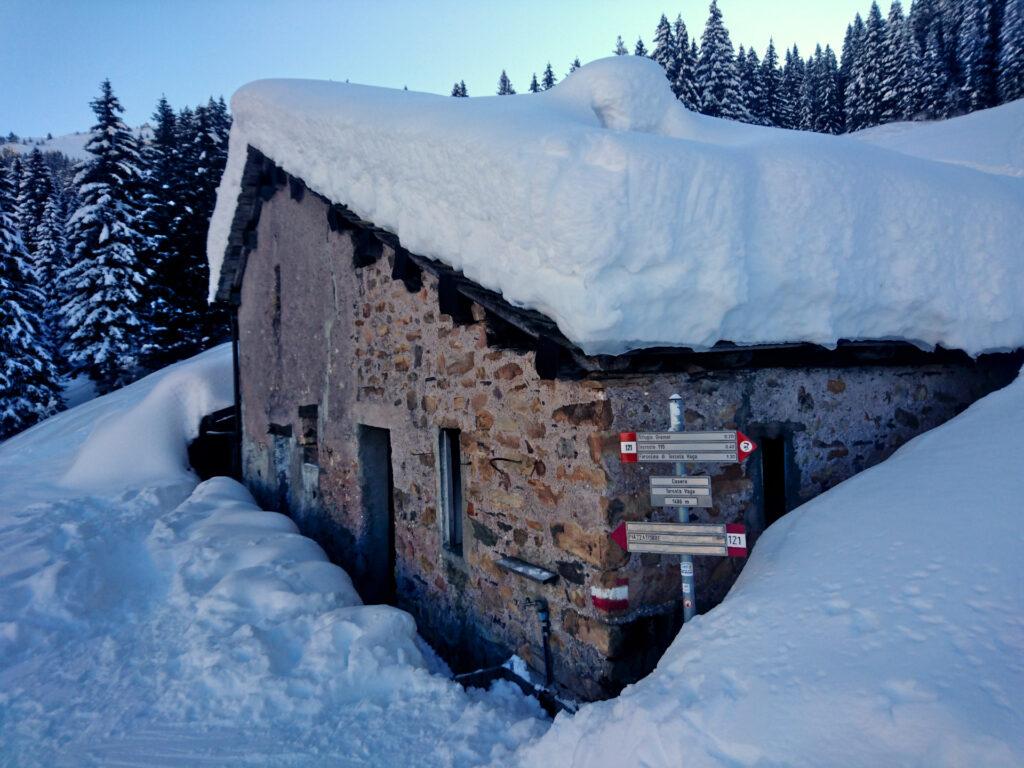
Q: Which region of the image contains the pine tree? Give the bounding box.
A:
[34,188,69,359]
[920,19,952,116]
[844,14,871,130]
[780,46,806,129]
[957,0,999,111]
[138,96,184,367]
[614,36,629,55]
[819,45,844,133]
[450,81,468,97]
[742,47,766,124]
[542,63,557,90]
[1000,0,1024,102]
[800,46,823,130]
[652,13,678,92]
[529,73,541,93]
[675,15,701,109]
[497,70,516,95]
[860,2,886,126]
[761,39,784,126]
[17,148,52,260]
[568,58,582,74]
[695,0,749,120]
[879,1,911,122]
[60,80,150,393]
[634,37,649,57]
[0,160,62,437]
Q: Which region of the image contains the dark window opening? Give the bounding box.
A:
[439,428,464,556]
[357,425,396,604]
[760,436,788,528]
[298,404,318,465]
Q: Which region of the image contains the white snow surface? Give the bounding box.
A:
[0,346,546,766]
[2,126,152,161]
[854,98,1024,178]
[208,57,1024,356]
[519,367,1024,767]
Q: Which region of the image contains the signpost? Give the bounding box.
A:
[610,521,748,557]
[650,476,712,508]
[619,430,758,464]
[615,395,758,624]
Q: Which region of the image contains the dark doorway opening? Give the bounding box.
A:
[760,436,788,527]
[357,425,396,604]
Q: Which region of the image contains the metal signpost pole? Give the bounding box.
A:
[669,394,697,623]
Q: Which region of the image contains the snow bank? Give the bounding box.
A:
[516,366,1024,768]
[854,98,1024,177]
[209,57,1024,356]
[61,346,233,490]
[0,349,547,765]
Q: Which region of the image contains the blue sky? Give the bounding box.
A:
[1,0,867,136]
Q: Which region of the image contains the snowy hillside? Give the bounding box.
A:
[0,347,546,766]
[2,126,151,161]
[518,366,1024,767]
[854,98,1024,177]
[209,56,1024,357]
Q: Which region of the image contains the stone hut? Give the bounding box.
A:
[207,62,1023,701]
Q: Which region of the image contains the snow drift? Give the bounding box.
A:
[209,56,1024,357]
[0,347,546,766]
[854,97,1024,178]
[516,365,1024,768]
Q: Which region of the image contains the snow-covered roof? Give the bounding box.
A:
[208,57,1024,357]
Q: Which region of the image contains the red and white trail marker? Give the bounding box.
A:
[619,430,758,463]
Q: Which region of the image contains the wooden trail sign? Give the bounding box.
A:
[619,431,757,463]
[610,521,748,557]
[649,475,712,508]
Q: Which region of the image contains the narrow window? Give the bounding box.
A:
[438,428,463,555]
[298,404,318,465]
[760,436,788,528]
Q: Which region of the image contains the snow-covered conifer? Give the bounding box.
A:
[843,14,870,130]
[568,58,581,74]
[528,73,541,93]
[760,39,784,126]
[818,46,844,133]
[920,20,952,117]
[695,0,749,120]
[1000,0,1024,102]
[16,148,51,257]
[674,16,700,109]
[497,70,516,95]
[780,46,805,128]
[652,12,678,94]
[541,63,557,90]
[634,37,648,57]
[957,0,998,112]
[741,46,766,124]
[879,1,915,122]
[0,161,62,438]
[614,36,628,55]
[60,80,149,393]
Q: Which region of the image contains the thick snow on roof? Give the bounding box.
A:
[208,57,1024,356]
[518,366,1024,767]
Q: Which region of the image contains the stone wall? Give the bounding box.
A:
[236,186,1015,701]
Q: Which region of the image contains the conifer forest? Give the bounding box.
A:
[3,0,1023,440]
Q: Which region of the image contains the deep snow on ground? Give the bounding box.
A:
[0,346,546,767]
[854,98,1024,178]
[209,56,1024,357]
[517,367,1024,768]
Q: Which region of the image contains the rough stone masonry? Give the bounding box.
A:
[232,178,1016,701]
